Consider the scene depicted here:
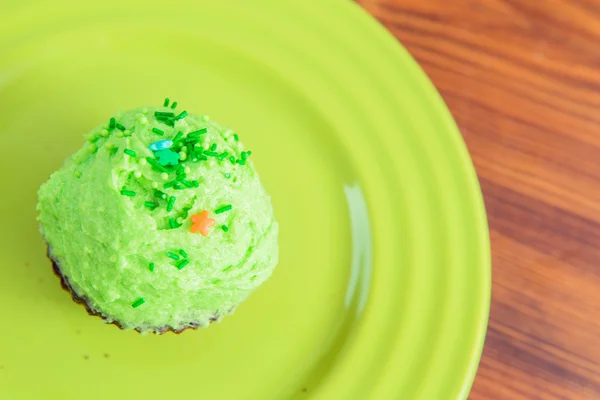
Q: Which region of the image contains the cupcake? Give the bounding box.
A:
[37,100,279,334]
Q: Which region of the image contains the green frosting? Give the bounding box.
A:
[37,106,278,333]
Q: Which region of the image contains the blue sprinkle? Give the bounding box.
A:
[149,140,173,151]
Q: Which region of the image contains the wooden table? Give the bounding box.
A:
[359,1,600,399]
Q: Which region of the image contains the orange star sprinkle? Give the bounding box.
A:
[190,210,215,236]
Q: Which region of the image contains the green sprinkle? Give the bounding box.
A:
[178,249,188,258]
[241,152,248,161]
[221,225,229,232]
[236,159,246,165]
[163,97,170,107]
[188,128,207,137]
[229,156,236,164]
[168,218,178,229]
[152,127,164,136]
[132,298,145,308]
[184,137,200,144]
[172,131,184,143]
[176,165,185,175]
[149,262,155,272]
[233,134,239,141]
[218,152,229,160]
[204,151,219,157]
[163,180,178,189]
[179,179,194,188]
[153,190,167,200]
[124,149,136,157]
[191,180,200,187]
[175,173,187,181]
[175,259,189,270]
[210,143,217,151]
[215,204,232,214]
[116,123,126,131]
[175,110,188,120]
[167,196,176,212]
[155,111,175,118]
[247,150,252,155]
[109,117,116,129]
[120,190,136,197]
[167,252,180,260]
[144,201,158,209]
[224,173,231,179]
[170,101,178,109]
[146,157,168,172]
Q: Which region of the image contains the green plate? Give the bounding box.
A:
[0,0,490,399]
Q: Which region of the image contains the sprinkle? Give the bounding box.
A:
[146,157,168,172]
[187,128,207,138]
[204,151,219,157]
[175,173,187,181]
[176,165,185,175]
[247,151,252,155]
[237,159,246,165]
[229,156,236,164]
[170,101,178,109]
[215,204,232,214]
[163,180,178,189]
[175,110,188,120]
[154,190,167,199]
[210,143,217,151]
[116,123,126,131]
[168,218,178,229]
[155,111,175,118]
[167,196,176,212]
[109,118,116,129]
[180,179,194,188]
[179,152,187,161]
[120,190,136,197]
[124,149,136,157]
[144,201,158,209]
[233,134,239,141]
[190,210,215,236]
[221,225,229,232]
[218,152,229,160]
[178,249,188,258]
[155,149,180,166]
[132,298,145,308]
[224,173,231,179]
[152,127,165,136]
[175,259,189,270]
[149,140,173,151]
[149,262,155,272]
[163,97,170,107]
[172,131,184,143]
[191,180,200,187]
[167,252,180,260]
[241,152,248,161]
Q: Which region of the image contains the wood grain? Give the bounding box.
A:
[358,1,600,399]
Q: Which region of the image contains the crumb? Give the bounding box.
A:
[301,388,308,393]
[104,353,109,358]
[83,355,89,360]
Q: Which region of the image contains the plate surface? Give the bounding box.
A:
[0,1,490,399]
